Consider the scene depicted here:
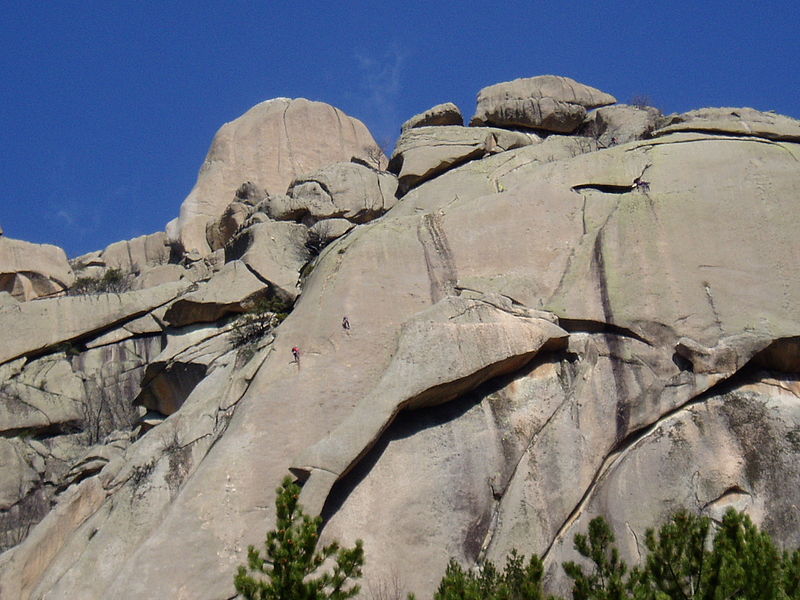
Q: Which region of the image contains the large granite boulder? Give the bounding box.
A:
[270,162,398,224]
[0,237,74,301]
[71,232,178,292]
[388,125,536,195]
[307,219,354,248]
[471,75,616,133]
[100,232,172,274]
[167,98,382,255]
[162,261,268,327]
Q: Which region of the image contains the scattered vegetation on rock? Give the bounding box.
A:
[230,296,292,356]
[629,94,656,109]
[234,476,364,600]
[68,267,133,295]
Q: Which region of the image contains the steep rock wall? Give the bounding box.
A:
[0,89,798,600]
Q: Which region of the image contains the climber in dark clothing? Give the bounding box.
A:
[342,316,350,331]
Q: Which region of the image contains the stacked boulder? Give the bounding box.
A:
[470,75,617,132]
[388,75,619,196]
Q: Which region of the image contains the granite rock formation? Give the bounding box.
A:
[168,98,382,255]
[1,77,799,600]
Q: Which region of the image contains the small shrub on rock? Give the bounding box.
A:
[230,296,292,354]
[69,268,133,295]
[629,95,655,109]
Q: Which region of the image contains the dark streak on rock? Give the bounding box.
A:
[591,229,630,440]
[417,213,458,303]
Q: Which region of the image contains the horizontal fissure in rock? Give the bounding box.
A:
[571,182,634,194]
[558,318,652,346]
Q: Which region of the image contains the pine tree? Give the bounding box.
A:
[564,509,800,600]
[562,517,631,600]
[433,550,549,600]
[782,548,800,599]
[701,509,784,600]
[635,509,712,600]
[234,476,364,600]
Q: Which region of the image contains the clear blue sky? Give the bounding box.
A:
[2,1,798,258]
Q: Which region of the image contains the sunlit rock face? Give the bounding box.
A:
[168,97,382,255]
[1,80,800,600]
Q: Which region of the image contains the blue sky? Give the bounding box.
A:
[1,1,798,258]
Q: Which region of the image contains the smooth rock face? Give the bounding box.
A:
[472,75,616,132]
[292,296,567,514]
[0,237,74,301]
[401,102,464,131]
[1,95,800,600]
[169,98,381,255]
[388,125,537,195]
